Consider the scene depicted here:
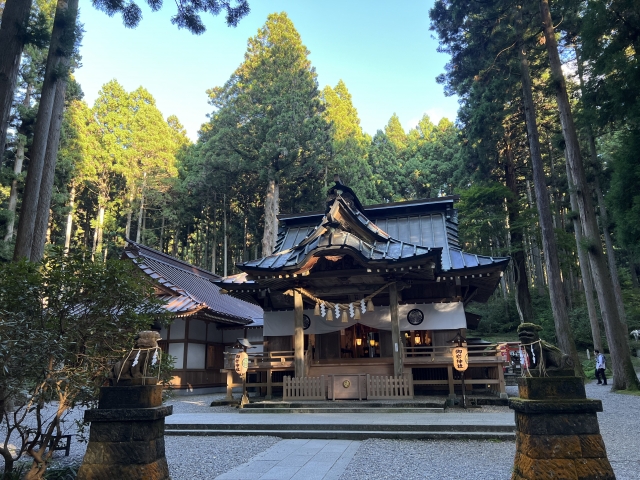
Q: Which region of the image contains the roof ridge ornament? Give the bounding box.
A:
[325,174,366,215]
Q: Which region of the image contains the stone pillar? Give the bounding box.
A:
[389,283,403,378]
[294,289,305,378]
[509,375,614,480]
[77,385,172,480]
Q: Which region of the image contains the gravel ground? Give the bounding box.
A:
[337,380,640,480]
[2,381,638,479]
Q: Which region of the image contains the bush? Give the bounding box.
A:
[0,249,168,478]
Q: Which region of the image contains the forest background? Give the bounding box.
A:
[1,1,639,376]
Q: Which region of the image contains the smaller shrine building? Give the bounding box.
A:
[216,182,510,400]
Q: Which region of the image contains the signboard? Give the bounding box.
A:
[453,346,468,372]
[234,352,249,376]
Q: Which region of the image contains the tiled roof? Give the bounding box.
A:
[123,240,263,325]
[240,198,440,273]
[272,202,507,273]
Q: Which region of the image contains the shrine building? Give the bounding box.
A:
[215,181,510,400]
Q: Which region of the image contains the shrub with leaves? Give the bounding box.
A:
[0,249,167,478]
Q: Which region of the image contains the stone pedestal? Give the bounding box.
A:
[77,385,172,480]
[509,375,615,480]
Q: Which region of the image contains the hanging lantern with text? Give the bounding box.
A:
[452,346,468,372]
[235,351,249,377]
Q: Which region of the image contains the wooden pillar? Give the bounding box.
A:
[389,283,403,378]
[266,369,272,400]
[294,289,305,378]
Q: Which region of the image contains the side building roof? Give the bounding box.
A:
[122,239,263,326]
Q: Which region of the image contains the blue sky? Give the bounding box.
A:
[74,0,459,141]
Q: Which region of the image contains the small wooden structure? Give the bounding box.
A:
[122,240,263,393]
[216,183,510,400]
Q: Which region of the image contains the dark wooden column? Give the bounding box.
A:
[389,283,403,377]
[294,289,305,377]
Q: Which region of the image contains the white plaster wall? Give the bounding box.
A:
[186,343,206,369]
[170,319,186,340]
[168,343,184,369]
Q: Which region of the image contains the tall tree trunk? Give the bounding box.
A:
[172,228,178,256]
[262,177,279,256]
[526,179,546,294]
[125,193,133,239]
[539,0,638,389]
[95,205,105,256]
[516,15,581,373]
[136,173,146,244]
[31,80,67,261]
[567,160,602,351]
[0,0,34,155]
[630,261,639,289]
[3,84,31,243]
[63,185,75,252]
[160,215,165,252]
[592,173,627,329]
[13,0,79,260]
[504,142,534,323]
[3,132,25,242]
[575,45,628,328]
[212,199,217,274]
[223,194,228,276]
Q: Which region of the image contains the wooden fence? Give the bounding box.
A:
[283,375,327,401]
[366,374,414,399]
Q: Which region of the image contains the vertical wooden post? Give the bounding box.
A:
[225,370,234,401]
[294,289,305,378]
[389,283,403,378]
[266,369,272,400]
[497,365,508,399]
[447,365,455,399]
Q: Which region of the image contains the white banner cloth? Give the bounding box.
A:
[263,302,467,336]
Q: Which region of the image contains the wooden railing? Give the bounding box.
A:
[403,344,503,365]
[367,374,414,399]
[223,350,297,371]
[283,375,327,400]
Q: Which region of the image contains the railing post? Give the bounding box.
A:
[266,369,272,400]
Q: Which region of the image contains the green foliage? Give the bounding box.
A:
[457,182,511,256]
[0,249,166,474]
[604,129,640,259]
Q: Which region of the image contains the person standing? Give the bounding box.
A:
[595,349,607,385]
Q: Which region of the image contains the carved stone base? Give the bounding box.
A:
[509,376,614,480]
[77,386,172,480]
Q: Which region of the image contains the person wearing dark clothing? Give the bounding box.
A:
[595,349,607,385]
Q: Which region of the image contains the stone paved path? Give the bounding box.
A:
[215,439,361,480]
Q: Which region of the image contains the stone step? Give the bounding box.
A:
[241,400,446,409]
[164,429,515,441]
[238,407,445,414]
[165,423,514,433]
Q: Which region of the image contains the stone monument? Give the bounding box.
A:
[510,323,615,480]
[77,331,172,480]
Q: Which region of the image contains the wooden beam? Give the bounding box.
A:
[389,283,403,378]
[294,289,305,378]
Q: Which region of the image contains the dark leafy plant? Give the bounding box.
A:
[0,248,168,478]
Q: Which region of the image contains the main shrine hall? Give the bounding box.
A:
[215,180,510,400]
